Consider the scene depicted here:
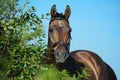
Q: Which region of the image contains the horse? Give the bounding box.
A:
[48,5,117,80]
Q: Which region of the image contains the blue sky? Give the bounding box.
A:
[20,0,120,79]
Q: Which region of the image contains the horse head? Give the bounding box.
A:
[48,5,71,64]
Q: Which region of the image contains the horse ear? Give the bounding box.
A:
[50,5,57,17]
[64,5,71,19]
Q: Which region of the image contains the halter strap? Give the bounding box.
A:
[50,41,70,54]
[53,41,68,49]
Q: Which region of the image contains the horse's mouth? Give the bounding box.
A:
[55,54,68,64]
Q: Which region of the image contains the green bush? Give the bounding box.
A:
[0,0,90,80]
[0,0,47,79]
[34,65,90,80]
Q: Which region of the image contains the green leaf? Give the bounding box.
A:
[3,26,7,31]
[46,13,50,16]
[9,20,14,24]
[6,22,9,26]
[8,26,14,30]
[41,14,44,19]
[1,20,5,24]
[32,6,35,10]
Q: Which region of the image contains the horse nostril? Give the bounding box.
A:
[64,54,67,58]
[55,52,60,59]
[56,52,64,58]
[56,52,59,57]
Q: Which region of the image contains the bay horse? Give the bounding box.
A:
[48,5,117,80]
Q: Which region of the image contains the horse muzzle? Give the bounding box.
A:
[54,51,69,64]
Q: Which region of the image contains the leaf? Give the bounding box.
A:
[6,22,9,26]
[32,6,35,10]
[46,13,50,16]
[8,26,14,30]
[1,20,5,24]
[23,0,29,8]
[3,26,7,31]
[9,20,14,24]
[41,14,44,19]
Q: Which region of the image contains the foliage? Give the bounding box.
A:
[34,65,90,80]
[0,0,47,79]
[76,68,90,80]
[35,65,70,80]
[0,0,90,80]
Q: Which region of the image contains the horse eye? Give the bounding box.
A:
[69,28,72,32]
[49,28,53,32]
[68,29,72,39]
[68,29,71,34]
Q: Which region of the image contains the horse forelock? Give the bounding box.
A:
[53,12,65,18]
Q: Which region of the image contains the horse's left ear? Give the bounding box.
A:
[64,5,71,19]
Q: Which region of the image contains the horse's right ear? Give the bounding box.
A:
[50,5,57,17]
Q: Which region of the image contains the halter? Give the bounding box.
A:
[50,41,70,54]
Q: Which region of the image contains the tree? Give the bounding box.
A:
[0,0,47,79]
